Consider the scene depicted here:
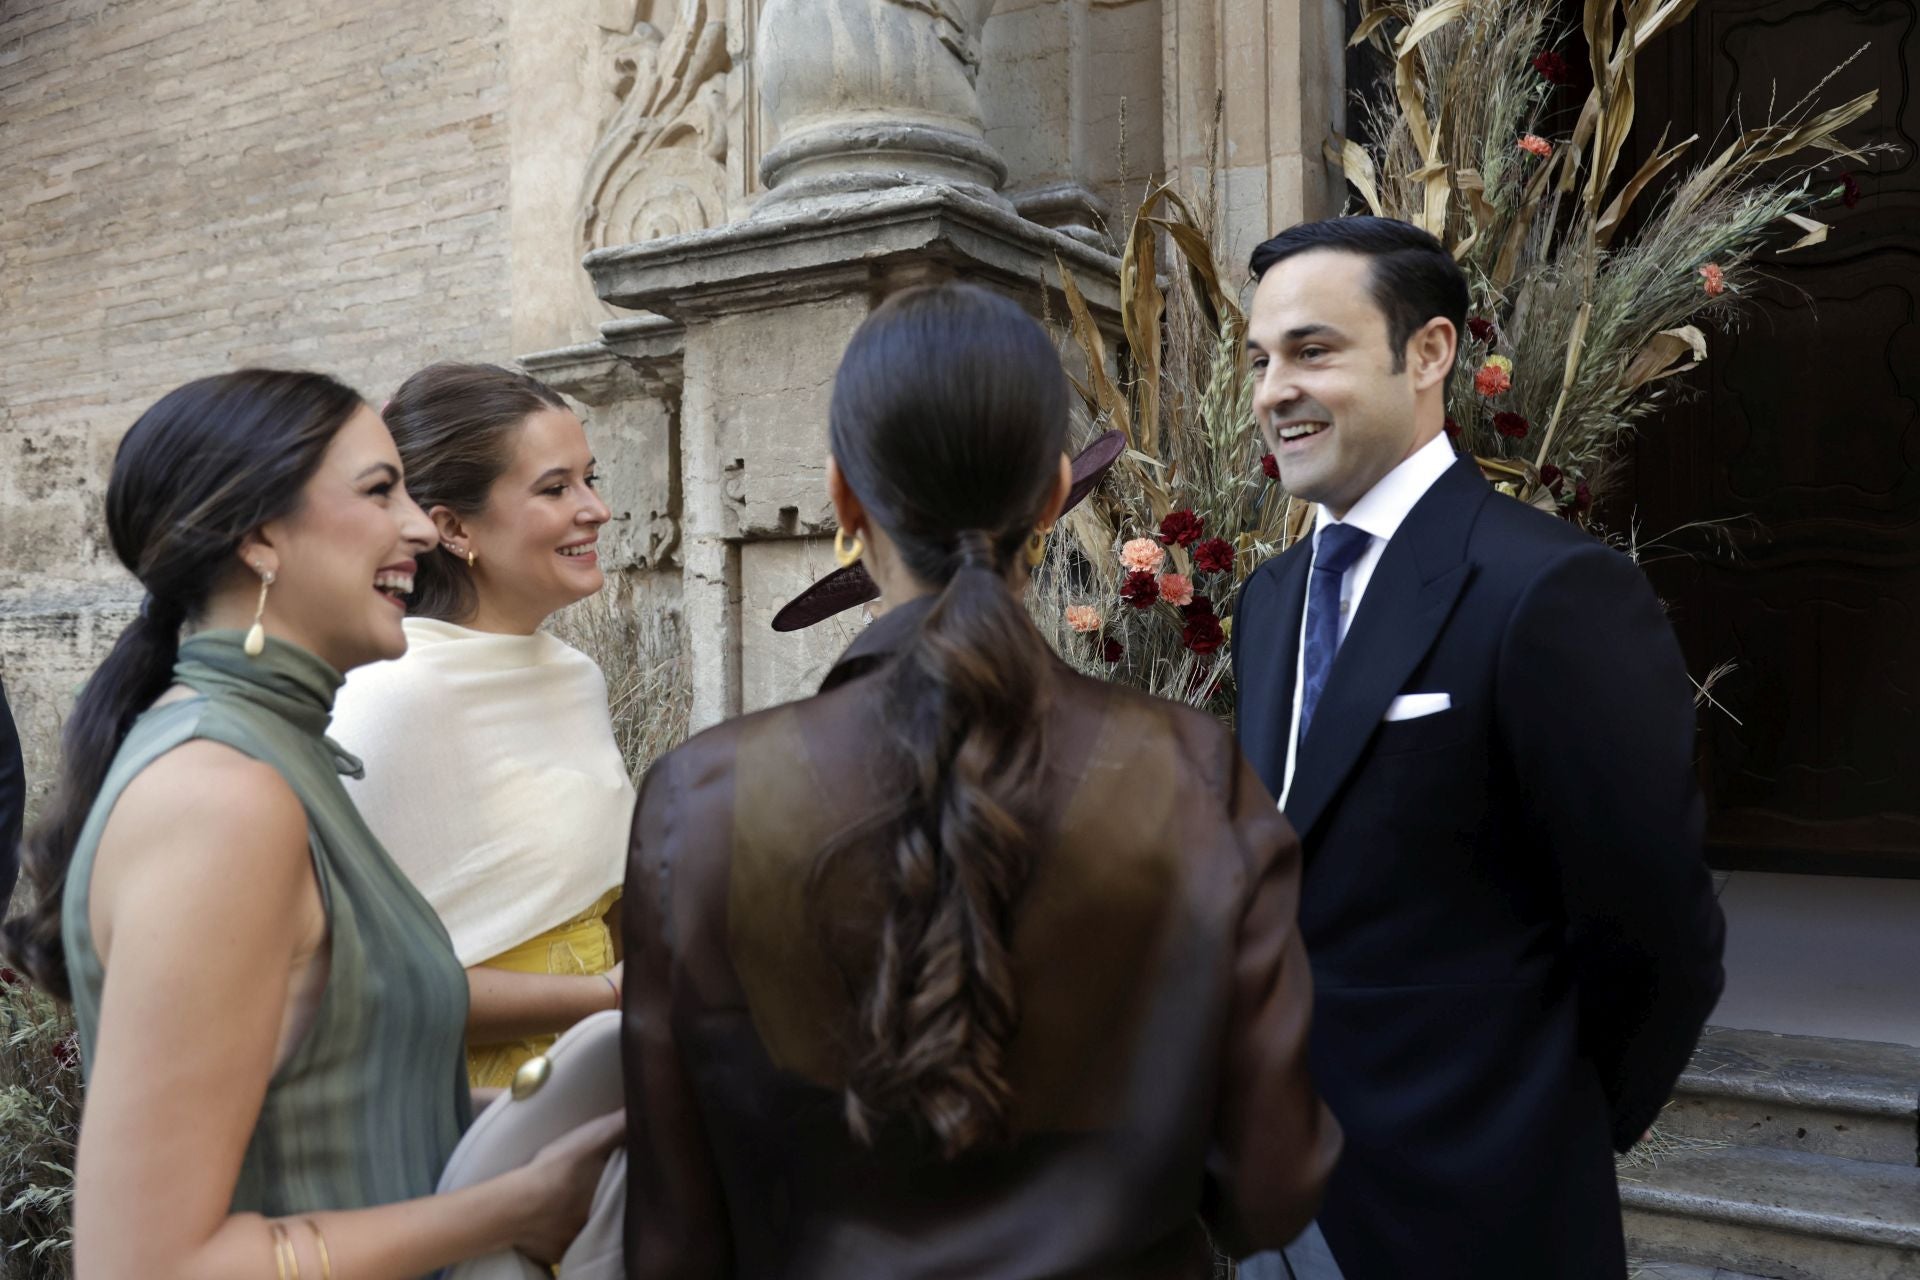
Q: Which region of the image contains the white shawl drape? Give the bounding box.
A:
[330,617,633,966]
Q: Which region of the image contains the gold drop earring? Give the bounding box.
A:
[1026,526,1051,568]
[243,564,276,657]
[834,527,865,568]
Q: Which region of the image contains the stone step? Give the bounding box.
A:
[1630,1262,1794,1280]
[1663,1026,1920,1165]
[1621,1145,1920,1280]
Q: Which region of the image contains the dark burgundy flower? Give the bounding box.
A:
[1182,594,1215,619]
[1494,411,1530,439]
[55,1031,80,1071]
[1444,416,1463,441]
[1573,480,1593,517]
[0,966,15,988]
[1539,463,1565,496]
[1120,570,1160,609]
[1260,452,1279,480]
[1183,612,1227,655]
[1840,172,1863,208]
[1531,51,1572,85]
[1102,637,1125,663]
[1466,317,1496,343]
[1159,508,1204,547]
[1193,537,1234,574]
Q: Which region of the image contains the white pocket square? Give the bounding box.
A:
[1384,692,1452,721]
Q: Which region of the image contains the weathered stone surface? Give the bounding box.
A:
[739,537,866,713]
[1621,1146,1920,1280]
[1664,1027,1920,1166]
[0,587,144,819]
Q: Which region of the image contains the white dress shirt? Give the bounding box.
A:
[1277,431,1459,808]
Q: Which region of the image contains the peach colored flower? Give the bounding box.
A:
[1065,604,1104,633]
[1699,262,1726,297]
[1158,573,1195,608]
[1120,537,1166,574]
[1474,354,1513,397]
[1518,134,1552,158]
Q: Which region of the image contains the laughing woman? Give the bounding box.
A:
[0,370,619,1280]
[330,362,633,1090]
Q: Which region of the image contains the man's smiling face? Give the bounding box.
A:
[1247,248,1432,519]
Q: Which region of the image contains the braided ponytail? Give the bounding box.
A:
[821,284,1069,1156]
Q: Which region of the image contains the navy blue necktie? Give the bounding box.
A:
[1298,522,1373,743]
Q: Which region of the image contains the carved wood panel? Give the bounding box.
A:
[1625,0,1920,874]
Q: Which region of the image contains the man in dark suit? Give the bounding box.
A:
[1231,218,1725,1280]
[1,676,24,916]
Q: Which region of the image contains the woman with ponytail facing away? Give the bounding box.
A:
[620,284,1341,1279]
[0,371,619,1280]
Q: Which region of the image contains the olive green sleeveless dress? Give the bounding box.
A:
[63,630,472,1215]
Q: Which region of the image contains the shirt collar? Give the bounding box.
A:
[1314,431,1459,546]
[818,593,939,693]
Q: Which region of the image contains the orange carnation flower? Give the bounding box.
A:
[1474,354,1514,397]
[1518,134,1553,158]
[1699,262,1726,297]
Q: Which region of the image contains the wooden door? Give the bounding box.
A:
[1624,0,1920,875]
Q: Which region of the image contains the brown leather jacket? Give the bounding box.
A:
[621,597,1340,1279]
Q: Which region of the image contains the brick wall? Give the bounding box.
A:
[0,0,516,793]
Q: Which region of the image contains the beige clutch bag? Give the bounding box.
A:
[437,1010,627,1280]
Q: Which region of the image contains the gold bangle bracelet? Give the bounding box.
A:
[303,1219,333,1280]
[269,1221,301,1280]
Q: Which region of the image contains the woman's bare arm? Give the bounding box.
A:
[465,960,621,1044]
[76,741,612,1280]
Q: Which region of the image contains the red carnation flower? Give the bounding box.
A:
[1573,480,1593,517]
[1840,173,1863,209]
[1540,463,1565,495]
[1120,570,1160,609]
[0,966,16,988]
[1102,637,1125,663]
[1494,411,1530,439]
[1260,453,1279,479]
[1182,594,1215,619]
[1444,416,1463,441]
[1159,509,1204,547]
[1183,612,1227,655]
[1466,317,1496,343]
[1193,537,1234,574]
[1531,51,1573,84]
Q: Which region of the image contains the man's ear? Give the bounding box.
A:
[827,456,867,539]
[1409,317,1458,393]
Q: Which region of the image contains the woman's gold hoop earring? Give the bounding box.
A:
[1026,527,1050,568]
[834,527,864,568]
[243,565,276,658]
[466,547,477,570]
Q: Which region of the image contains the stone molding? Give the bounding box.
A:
[586,182,1124,319]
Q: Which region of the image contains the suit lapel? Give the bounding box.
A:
[1242,546,1311,796]
[1282,459,1489,840]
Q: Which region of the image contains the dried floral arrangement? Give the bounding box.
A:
[1037,0,1877,717]
[1338,0,1878,508]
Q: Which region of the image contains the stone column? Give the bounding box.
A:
[753,0,1012,211]
[1163,0,1346,271]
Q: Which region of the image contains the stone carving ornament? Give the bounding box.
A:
[577,0,732,322]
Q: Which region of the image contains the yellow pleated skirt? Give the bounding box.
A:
[467,887,622,1090]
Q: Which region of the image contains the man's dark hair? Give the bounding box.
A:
[1249,217,1470,373]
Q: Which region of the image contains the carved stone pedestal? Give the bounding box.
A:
[581,183,1121,730]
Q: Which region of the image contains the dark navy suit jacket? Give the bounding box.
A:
[1233,457,1726,1280]
[1,677,23,915]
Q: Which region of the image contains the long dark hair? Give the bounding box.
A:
[826,283,1069,1156]
[380,362,568,622]
[0,370,364,1000]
